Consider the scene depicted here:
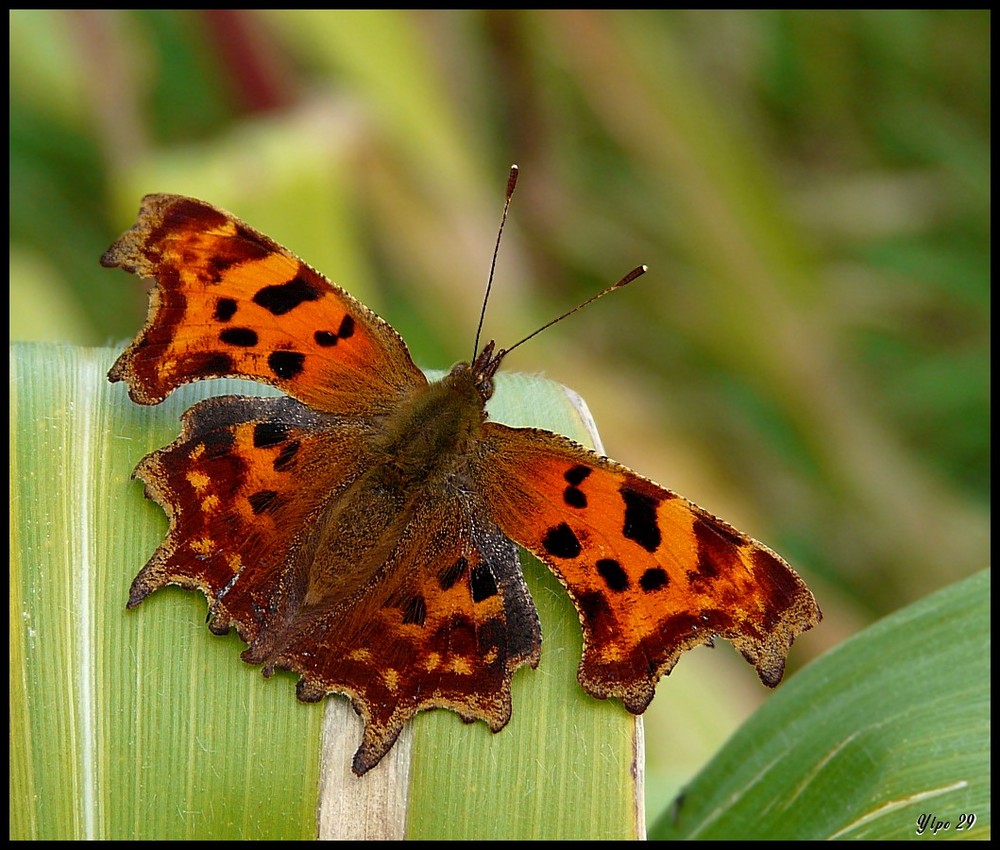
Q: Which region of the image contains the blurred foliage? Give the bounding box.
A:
[9,9,989,831]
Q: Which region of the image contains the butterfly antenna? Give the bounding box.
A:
[473,164,519,361]
[499,265,648,360]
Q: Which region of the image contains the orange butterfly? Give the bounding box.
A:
[103,168,820,775]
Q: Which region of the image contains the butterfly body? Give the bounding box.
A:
[374,351,496,478]
[104,192,820,775]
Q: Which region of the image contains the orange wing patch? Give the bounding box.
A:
[103,194,425,414]
[477,424,821,713]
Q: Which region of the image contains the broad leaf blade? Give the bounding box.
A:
[10,342,322,840]
[9,343,640,839]
[651,569,990,840]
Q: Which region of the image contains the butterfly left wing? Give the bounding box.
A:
[475,423,821,713]
[102,194,426,414]
[126,393,375,616]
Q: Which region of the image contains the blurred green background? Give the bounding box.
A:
[9,9,989,827]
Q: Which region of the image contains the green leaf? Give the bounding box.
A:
[9,343,640,840]
[650,568,990,840]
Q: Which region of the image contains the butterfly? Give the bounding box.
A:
[102,167,820,776]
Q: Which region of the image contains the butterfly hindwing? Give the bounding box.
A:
[476,423,821,713]
[129,394,375,624]
[103,194,426,414]
[246,487,542,775]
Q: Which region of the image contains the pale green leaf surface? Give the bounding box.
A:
[10,343,321,840]
[651,568,990,840]
[9,343,640,840]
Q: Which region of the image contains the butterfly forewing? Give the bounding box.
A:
[103,194,426,414]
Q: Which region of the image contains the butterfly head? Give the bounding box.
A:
[447,340,506,403]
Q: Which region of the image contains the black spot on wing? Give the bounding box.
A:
[253,277,322,316]
[439,556,468,591]
[640,567,669,592]
[219,327,259,347]
[253,422,291,448]
[214,297,238,322]
[314,315,356,348]
[471,565,498,602]
[596,558,629,592]
[248,490,279,515]
[542,523,582,559]
[402,594,427,626]
[621,486,662,553]
[268,351,305,379]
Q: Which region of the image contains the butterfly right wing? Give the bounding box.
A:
[476,423,821,714]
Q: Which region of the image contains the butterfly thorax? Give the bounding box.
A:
[368,342,503,485]
[369,367,478,483]
[290,354,494,621]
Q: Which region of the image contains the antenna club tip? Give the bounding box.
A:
[505,166,519,200]
[614,264,648,288]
